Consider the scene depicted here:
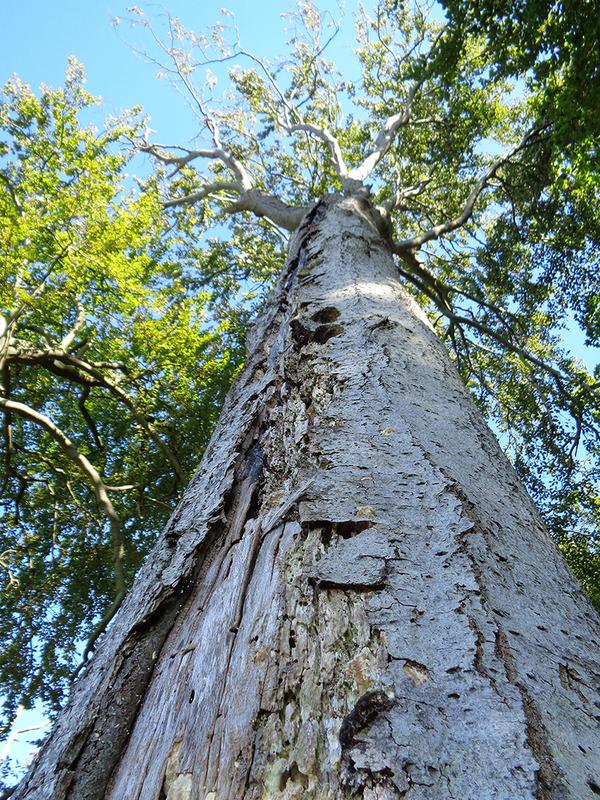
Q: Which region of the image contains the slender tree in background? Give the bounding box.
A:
[0,59,254,762]
[3,0,600,797]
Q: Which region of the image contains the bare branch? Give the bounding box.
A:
[396,255,566,387]
[394,126,549,251]
[59,301,86,350]
[226,189,309,231]
[0,398,120,535]
[78,386,104,451]
[288,123,349,184]
[378,178,432,214]
[287,16,341,105]
[62,354,187,484]
[143,143,252,191]
[236,46,296,129]
[145,133,309,224]
[1,365,14,494]
[162,181,239,209]
[394,246,453,314]
[4,348,187,483]
[349,82,422,183]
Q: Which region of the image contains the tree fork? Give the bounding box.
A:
[13,195,600,800]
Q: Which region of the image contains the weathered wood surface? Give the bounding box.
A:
[14,196,600,799]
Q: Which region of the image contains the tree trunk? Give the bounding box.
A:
[13,195,600,800]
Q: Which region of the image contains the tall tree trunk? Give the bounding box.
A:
[14,195,600,800]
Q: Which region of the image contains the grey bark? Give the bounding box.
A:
[13,195,600,800]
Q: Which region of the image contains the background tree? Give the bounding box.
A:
[0,59,260,757]
[436,0,600,600]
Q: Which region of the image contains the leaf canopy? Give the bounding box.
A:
[0,60,259,751]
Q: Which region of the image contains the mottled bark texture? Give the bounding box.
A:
[14,196,600,800]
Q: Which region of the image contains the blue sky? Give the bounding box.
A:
[1,0,359,145]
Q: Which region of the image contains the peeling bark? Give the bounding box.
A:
[14,195,600,800]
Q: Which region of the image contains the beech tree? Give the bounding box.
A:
[5,1,600,798]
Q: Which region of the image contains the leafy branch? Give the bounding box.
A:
[0,397,126,659]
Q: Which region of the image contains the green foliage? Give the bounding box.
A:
[0,61,266,741]
[438,0,600,146]
[431,0,600,585]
